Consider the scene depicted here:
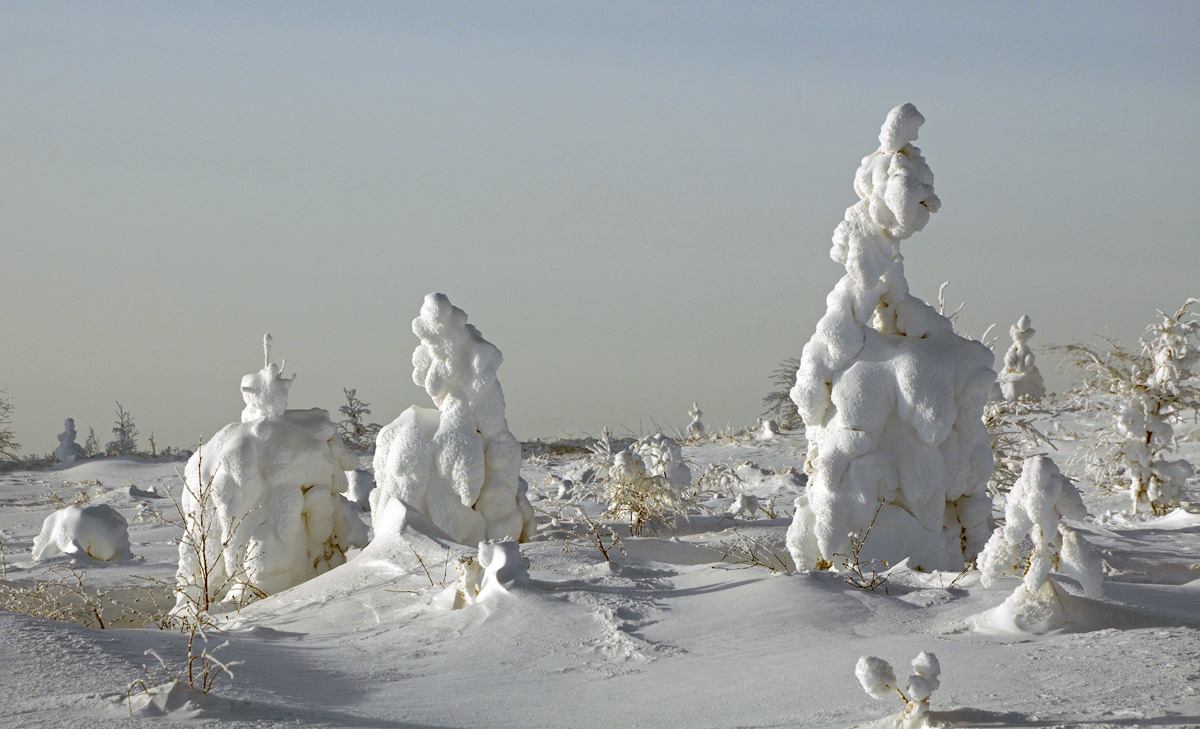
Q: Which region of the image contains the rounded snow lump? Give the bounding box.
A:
[32,504,132,562]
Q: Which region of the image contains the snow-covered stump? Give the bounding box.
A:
[686,402,705,437]
[372,294,535,545]
[55,418,86,465]
[993,315,1045,401]
[32,504,132,561]
[172,336,367,616]
[787,104,995,572]
[976,455,1104,632]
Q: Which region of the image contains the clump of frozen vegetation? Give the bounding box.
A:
[32,503,132,561]
[855,652,941,728]
[372,293,535,545]
[758,419,781,440]
[993,315,1045,401]
[0,391,17,461]
[55,418,87,465]
[686,402,705,437]
[587,429,697,535]
[762,357,803,429]
[787,104,994,571]
[977,456,1103,631]
[173,335,366,615]
[106,402,138,456]
[1057,299,1199,513]
[337,387,382,452]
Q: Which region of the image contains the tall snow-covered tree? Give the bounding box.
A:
[787,104,995,572]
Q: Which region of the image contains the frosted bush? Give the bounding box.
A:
[686,402,705,436]
[728,493,759,518]
[634,433,692,488]
[55,418,87,465]
[372,293,535,545]
[758,419,780,441]
[32,504,132,561]
[787,104,994,572]
[979,455,1103,599]
[855,652,941,728]
[0,391,17,461]
[173,336,367,614]
[1057,299,1199,513]
[993,315,1045,401]
[106,402,138,456]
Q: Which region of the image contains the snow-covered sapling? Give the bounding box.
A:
[978,455,1104,622]
[106,402,139,456]
[173,335,367,615]
[856,652,941,728]
[787,103,994,572]
[32,503,132,562]
[0,391,16,461]
[337,388,382,452]
[591,432,697,536]
[993,315,1045,401]
[1056,299,1199,513]
[686,402,705,437]
[55,418,87,465]
[758,419,781,440]
[373,294,535,545]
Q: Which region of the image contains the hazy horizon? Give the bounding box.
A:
[3,2,1198,454]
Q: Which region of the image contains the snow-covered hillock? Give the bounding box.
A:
[31,503,132,561]
[372,293,535,545]
[788,103,995,572]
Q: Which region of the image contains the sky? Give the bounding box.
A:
[2,1,1198,453]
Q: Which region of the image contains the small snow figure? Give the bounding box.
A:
[372,294,536,545]
[173,337,367,615]
[787,104,994,573]
[729,493,760,519]
[55,418,87,465]
[993,315,1045,401]
[686,402,705,436]
[976,455,1104,631]
[855,652,941,729]
[32,504,132,561]
[758,419,781,441]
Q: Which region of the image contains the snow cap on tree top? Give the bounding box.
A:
[240,334,295,422]
[878,103,924,152]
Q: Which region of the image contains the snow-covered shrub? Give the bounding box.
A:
[787,104,994,572]
[0,391,17,462]
[338,387,382,452]
[105,402,139,456]
[587,430,698,535]
[855,652,941,728]
[983,400,1056,496]
[993,315,1045,401]
[686,402,705,437]
[173,336,367,615]
[728,493,759,518]
[762,357,802,429]
[1055,299,1200,513]
[634,433,692,487]
[83,426,100,458]
[55,418,87,465]
[758,419,781,440]
[978,456,1103,605]
[32,504,132,561]
[439,540,528,609]
[372,293,535,545]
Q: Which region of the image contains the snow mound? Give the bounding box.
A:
[345,468,375,511]
[788,103,994,572]
[373,293,535,545]
[31,503,132,561]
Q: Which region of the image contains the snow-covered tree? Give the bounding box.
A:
[372,294,535,545]
[686,402,705,436]
[993,315,1045,401]
[105,402,138,456]
[83,427,99,458]
[55,418,86,465]
[1056,299,1199,513]
[762,357,802,429]
[787,104,995,572]
[0,392,19,461]
[338,387,382,452]
[976,456,1104,632]
[173,335,367,615]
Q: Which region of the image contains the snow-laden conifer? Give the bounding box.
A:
[787,104,994,572]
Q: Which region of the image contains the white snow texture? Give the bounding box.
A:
[787,103,995,571]
[173,337,367,611]
[372,293,535,545]
[32,504,132,561]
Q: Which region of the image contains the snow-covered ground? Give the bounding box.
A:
[0,406,1199,729]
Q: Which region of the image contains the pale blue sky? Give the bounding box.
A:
[2,2,1198,452]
